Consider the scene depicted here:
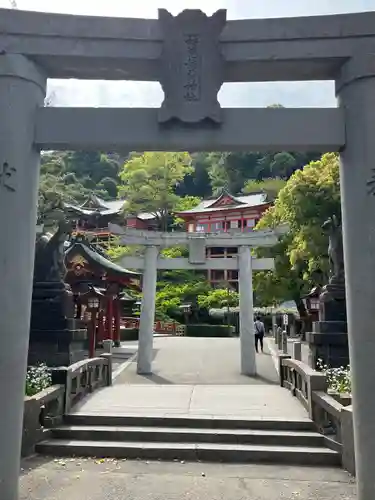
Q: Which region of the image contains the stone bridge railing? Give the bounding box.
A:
[22,352,112,457]
[51,354,112,414]
[278,352,355,475]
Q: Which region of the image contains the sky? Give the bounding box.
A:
[2,0,375,108]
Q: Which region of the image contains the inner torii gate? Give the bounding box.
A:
[1,6,375,500]
[109,224,283,376]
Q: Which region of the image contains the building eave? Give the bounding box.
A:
[175,202,272,219]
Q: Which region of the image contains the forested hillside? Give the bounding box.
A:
[38,149,321,210]
[38,149,341,314]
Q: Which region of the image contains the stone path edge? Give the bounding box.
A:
[264,338,280,375]
[112,351,138,381]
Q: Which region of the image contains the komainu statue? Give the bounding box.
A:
[33,218,72,283]
[321,214,344,283]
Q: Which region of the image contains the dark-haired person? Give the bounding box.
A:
[254,316,265,353]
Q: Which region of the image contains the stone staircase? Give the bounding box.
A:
[36,414,340,466]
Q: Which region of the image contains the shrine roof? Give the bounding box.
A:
[65,237,140,280]
[176,191,269,215]
[64,195,126,217]
[64,195,158,221]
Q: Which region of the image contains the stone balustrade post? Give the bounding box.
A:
[100,353,113,386]
[277,327,283,351]
[282,330,288,354]
[292,341,302,361]
[103,339,113,354]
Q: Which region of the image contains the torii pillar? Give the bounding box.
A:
[337,55,375,500]
[239,246,256,376]
[137,245,158,374]
[0,55,46,500]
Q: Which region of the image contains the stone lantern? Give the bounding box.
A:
[81,286,104,358]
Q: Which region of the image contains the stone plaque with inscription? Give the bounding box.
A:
[158,9,226,124]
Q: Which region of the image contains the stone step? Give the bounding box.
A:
[51,425,325,447]
[36,439,340,466]
[65,414,315,432]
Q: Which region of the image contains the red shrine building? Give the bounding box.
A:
[65,195,158,245]
[65,190,272,291]
[175,190,272,290]
[64,236,141,347]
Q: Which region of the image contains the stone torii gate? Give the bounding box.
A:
[1,6,375,500]
[109,224,283,376]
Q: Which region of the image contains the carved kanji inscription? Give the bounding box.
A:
[158,9,226,124]
[0,162,17,192]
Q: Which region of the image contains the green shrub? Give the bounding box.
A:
[120,328,139,341]
[186,324,233,338]
[317,359,351,394]
[25,364,52,397]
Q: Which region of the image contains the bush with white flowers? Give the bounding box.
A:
[316,359,351,394]
[25,364,52,397]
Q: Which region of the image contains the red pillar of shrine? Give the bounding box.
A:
[88,310,97,358]
[113,297,121,347]
[106,296,114,341]
[97,308,105,344]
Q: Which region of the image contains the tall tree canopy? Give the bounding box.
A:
[254,153,341,314]
[118,152,193,231]
[242,178,287,200]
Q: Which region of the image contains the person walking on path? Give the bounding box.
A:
[254,315,265,353]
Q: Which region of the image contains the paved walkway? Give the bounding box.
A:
[115,336,279,385]
[72,337,309,421]
[21,337,357,499]
[20,457,357,500]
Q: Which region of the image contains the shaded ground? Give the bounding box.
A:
[20,456,357,500]
[115,336,279,385]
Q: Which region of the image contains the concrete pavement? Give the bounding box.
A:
[115,336,279,385]
[19,456,356,500]
[71,336,306,420]
[71,383,310,420]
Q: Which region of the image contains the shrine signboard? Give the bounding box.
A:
[158,9,226,124]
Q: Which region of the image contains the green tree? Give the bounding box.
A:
[155,280,211,319]
[39,150,122,203]
[197,288,239,309]
[254,153,341,316]
[118,152,193,231]
[177,152,212,198]
[242,178,287,200]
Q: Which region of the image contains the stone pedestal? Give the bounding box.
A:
[29,282,87,367]
[307,322,349,369]
[307,281,349,369]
